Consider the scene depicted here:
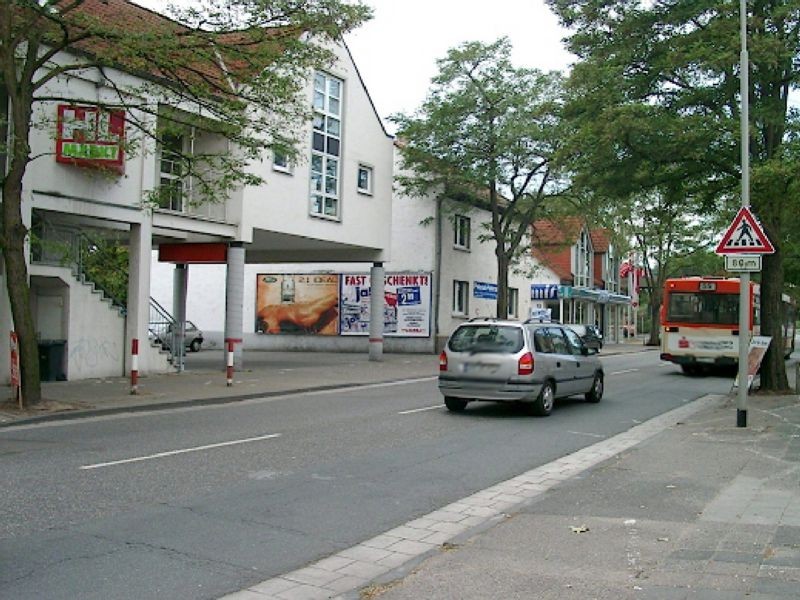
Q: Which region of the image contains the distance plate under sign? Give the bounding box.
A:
[725,254,762,272]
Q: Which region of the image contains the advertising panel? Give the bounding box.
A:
[56,105,126,173]
[340,272,431,337]
[255,274,340,335]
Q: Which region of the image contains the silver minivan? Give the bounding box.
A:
[438,319,604,416]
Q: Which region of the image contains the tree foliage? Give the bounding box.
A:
[0,0,371,405]
[392,38,570,317]
[548,0,800,389]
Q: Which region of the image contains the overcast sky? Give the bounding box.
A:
[133,0,573,134]
[344,0,573,132]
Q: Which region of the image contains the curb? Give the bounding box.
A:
[0,376,438,428]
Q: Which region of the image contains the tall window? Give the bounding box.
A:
[310,72,342,218]
[453,280,469,315]
[574,229,592,287]
[454,215,471,249]
[508,287,519,318]
[159,133,184,211]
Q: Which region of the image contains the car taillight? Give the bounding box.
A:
[439,351,448,371]
[518,352,534,375]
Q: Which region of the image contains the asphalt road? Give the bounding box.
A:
[0,351,735,599]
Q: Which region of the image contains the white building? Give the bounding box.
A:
[0,0,393,383]
[153,146,540,354]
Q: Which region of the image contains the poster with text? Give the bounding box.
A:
[255,274,340,335]
[340,272,431,337]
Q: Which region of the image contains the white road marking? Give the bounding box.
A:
[610,368,639,375]
[2,377,439,431]
[567,430,606,439]
[398,405,442,415]
[79,433,281,470]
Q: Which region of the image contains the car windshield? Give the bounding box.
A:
[448,325,524,354]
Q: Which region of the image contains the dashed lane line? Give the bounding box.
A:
[79,433,282,470]
[398,405,442,415]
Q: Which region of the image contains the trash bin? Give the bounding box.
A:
[38,339,66,381]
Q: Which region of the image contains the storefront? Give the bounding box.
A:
[530,284,630,342]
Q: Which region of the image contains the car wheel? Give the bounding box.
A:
[189,339,201,353]
[444,397,468,412]
[530,380,555,416]
[585,372,603,403]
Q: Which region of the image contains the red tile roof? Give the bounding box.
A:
[531,220,614,286]
[53,0,295,93]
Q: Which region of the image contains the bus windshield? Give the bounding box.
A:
[667,292,739,325]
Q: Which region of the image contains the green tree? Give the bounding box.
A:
[548,0,800,390]
[0,0,371,406]
[392,38,570,318]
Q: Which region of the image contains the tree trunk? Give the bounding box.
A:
[758,250,789,391]
[2,97,42,406]
[496,249,509,318]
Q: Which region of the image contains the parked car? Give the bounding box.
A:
[567,324,603,350]
[155,321,204,352]
[438,319,604,416]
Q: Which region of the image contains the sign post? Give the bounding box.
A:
[716,203,774,428]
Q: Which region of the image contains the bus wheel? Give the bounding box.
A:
[681,365,698,376]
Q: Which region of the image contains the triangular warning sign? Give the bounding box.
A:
[715,206,775,255]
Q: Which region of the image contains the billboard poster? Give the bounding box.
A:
[56,105,126,173]
[340,272,431,337]
[255,274,340,335]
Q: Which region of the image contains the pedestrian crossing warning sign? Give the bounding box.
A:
[715,206,775,255]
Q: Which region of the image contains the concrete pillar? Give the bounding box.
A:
[369,262,385,362]
[172,263,188,372]
[224,242,245,369]
[126,220,152,374]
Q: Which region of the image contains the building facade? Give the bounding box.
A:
[1,0,393,383]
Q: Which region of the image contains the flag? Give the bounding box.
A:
[620,261,633,278]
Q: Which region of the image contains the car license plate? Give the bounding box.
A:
[462,362,495,374]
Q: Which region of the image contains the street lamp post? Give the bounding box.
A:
[737,0,750,428]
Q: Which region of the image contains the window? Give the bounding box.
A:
[310,72,343,218]
[574,228,592,287]
[562,327,584,355]
[508,287,519,318]
[454,215,470,249]
[273,150,291,173]
[158,133,184,211]
[453,280,469,315]
[357,164,373,194]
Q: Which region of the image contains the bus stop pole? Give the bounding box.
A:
[737,0,749,428]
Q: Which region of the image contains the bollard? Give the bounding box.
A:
[226,340,234,387]
[130,338,139,395]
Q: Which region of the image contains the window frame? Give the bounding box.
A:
[454,215,471,250]
[309,71,343,220]
[272,150,292,174]
[453,280,469,316]
[158,132,185,212]
[508,287,519,319]
[357,163,373,195]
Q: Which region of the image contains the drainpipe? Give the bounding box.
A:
[433,196,443,353]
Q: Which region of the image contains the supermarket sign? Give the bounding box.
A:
[56,105,126,173]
